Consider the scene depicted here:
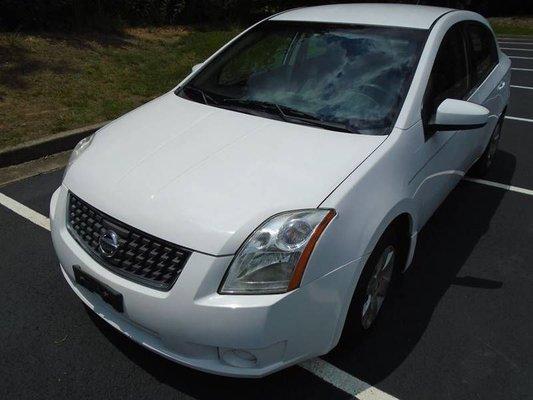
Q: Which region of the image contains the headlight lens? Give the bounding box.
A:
[63,134,95,178]
[220,209,336,295]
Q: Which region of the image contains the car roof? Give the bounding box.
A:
[270,3,455,30]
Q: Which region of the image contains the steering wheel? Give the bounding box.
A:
[357,83,390,106]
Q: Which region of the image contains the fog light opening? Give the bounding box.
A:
[220,349,258,368]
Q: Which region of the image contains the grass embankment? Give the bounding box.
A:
[489,17,533,36]
[0,27,238,149]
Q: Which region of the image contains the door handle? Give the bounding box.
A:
[497,81,506,91]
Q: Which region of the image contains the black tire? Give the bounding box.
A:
[470,115,504,177]
[339,227,403,345]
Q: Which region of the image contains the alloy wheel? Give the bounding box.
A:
[361,245,396,329]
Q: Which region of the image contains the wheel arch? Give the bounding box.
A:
[328,208,417,350]
[360,204,418,273]
[388,212,414,272]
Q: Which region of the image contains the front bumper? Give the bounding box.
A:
[50,186,358,377]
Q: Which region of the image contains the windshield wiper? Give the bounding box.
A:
[277,105,356,133]
[180,89,359,133]
[222,98,287,120]
[222,98,355,133]
[181,85,219,106]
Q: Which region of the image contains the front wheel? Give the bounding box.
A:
[339,228,402,343]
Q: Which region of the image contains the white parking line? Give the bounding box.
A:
[510,85,533,90]
[0,190,397,399]
[512,67,533,72]
[300,358,399,400]
[0,192,50,230]
[464,178,533,197]
[505,116,533,123]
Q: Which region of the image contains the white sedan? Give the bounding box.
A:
[50,4,510,377]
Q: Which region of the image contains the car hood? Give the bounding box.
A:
[65,93,385,255]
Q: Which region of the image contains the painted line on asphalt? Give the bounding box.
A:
[512,67,533,72]
[0,192,50,230]
[509,56,533,60]
[300,358,399,400]
[464,178,533,197]
[0,190,396,399]
[501,47,533,52]
[505,116,533,123]
[510,85,533,90]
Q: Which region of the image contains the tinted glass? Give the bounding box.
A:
[424,24,469,117]
[178,21,426,135]
[467,22,498,87]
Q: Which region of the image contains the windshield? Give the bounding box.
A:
[177,21,427,135]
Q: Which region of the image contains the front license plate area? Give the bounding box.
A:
[73,265,124,312]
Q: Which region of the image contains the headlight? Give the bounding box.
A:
[219,209,336,295]
[63,134,95,178]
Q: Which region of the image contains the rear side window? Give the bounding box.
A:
[466,22,498,87]
[424,24,469,119]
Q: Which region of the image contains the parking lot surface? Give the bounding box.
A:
[1,37,533,400]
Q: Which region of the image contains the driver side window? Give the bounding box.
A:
[423,24,469,125]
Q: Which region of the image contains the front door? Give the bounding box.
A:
[412,23,473,227]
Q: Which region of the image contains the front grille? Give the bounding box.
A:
[67,192,191,291]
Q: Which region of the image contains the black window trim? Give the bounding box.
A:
[464,20,500,96]
[421,18,502,138]
[421,21,471,137]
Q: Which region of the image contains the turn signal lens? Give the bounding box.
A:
[63,133,95,180]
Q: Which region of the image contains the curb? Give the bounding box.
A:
[496,34,533,38]
[0,121,109,168]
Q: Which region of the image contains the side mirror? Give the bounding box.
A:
[430,99,489,131]
[191,62,204,73]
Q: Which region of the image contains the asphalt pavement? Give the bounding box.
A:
[1,37,533,400]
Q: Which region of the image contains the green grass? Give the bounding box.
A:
[490,17,533,36]
[0,27,239,149]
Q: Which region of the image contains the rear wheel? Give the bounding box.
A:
[339,227,402,343]
[471,115,504,177]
